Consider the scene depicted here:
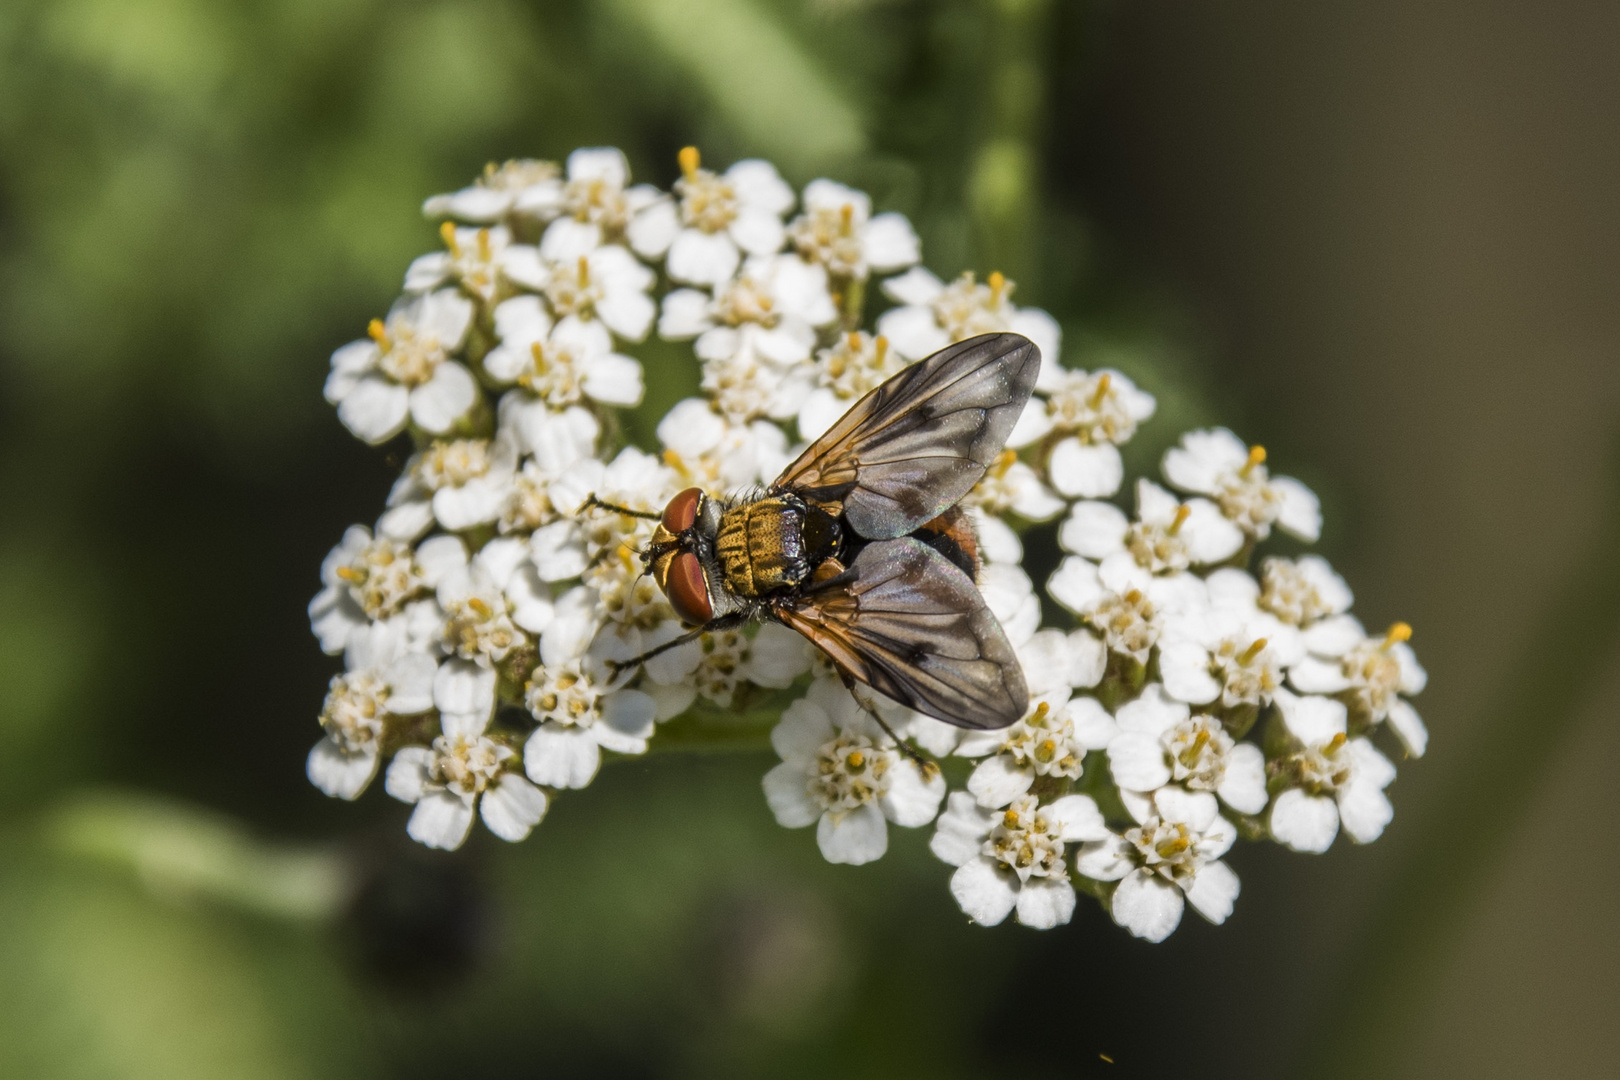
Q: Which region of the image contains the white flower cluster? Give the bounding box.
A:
[308,147,1428,941]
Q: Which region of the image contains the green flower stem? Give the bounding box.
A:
[1306,456,1620,1078]
[42,789,354,922]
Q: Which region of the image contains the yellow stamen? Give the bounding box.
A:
[476,228,491,262]
[366,318,389,348]
[661,448,687,473]
[988,270,1006,305]
[439,220,460,256]
[678,145,701,180]
[873,335,889,365]
[1088,372,1113,409]
[1241,444,1267,477]
[467,597,492,618]
[1326,732,1347,752]
[846,331,862,351]
[1156,835,1190,858]
[1383,621,1413,649]
[839,203,855,233]
[1030,701,1051,724]
[335,566,364,583]
[529,342,546,372]
[1238,638,1269,665]
[1167,504,1192,535]
[1124,588,1144,605]
[577,255,590,284]
[1003,809,1021,829]
[1034,738,1057,764]
[846,751,865,770]
[994,448,1017,474]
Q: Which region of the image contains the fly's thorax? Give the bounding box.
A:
[713,495,843,599]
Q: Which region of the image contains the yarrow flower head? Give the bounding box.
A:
[306,145,1431,945]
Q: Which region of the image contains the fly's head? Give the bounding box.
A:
[647,486,721,626]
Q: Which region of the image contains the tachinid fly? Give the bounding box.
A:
[590,332,1039,731]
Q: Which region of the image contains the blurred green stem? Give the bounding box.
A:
[969,0,1052,287]
[1306,452,1620,1078]
[43,789,353,922]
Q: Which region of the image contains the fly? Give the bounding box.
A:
[586,332,1039,734]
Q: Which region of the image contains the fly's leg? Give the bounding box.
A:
[840,673,936,773]
[604,611,754,679]
[580,494,661,521]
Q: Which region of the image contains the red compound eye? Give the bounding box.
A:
[662,487,703,533]
[666,551,713,626]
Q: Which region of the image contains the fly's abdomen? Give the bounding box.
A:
[715,498,810,598]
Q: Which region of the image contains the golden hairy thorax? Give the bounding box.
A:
[714,498,811,598]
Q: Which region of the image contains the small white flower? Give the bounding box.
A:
[324,290,476,443]
[307,623,438,800]
[533,245,656,342]
[762,678,946,865]
[522,657,658,790]
[309,526,431,654]
[1076,786,1241,942]
[1105,684,1269,816]
[519,147,666,262]
[787,178,920,281]
[959,692,1117,808]
[1290,618,1428,757]
[1157,588,1304,710]
[796,331,911,441]
[1267,690,1398,850]
[386,731,547,850]
[1257,555,1353,628]
[384,435,521,535]
[484,305,645,410]
[422,158,561,224]
[421,534,553,664]
[1022,369,1157,495]
[1162,428,1321,542]
[658,398,792,493]
[404,222,548,304]
[931,791,1109,929]
[534,446,676,591]
[876,268,1060,368]
[641,148,796,286]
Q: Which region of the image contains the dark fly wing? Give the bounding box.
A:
[774,538,1028,729]
[772,333,1040,539]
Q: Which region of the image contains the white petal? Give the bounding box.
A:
[1218,743,1269,814]
[1016,628,1080,698]
[1153,786,1219,831]
[524,723,602,789]
[582,352,645,407]
[598,689,657,746]
[384,746,433,803]
[728,208,786,256]
[1117,786,1155,824]
[657,288,715,340]
[1288,656,1353,694]
[863,212,921,271]
[433,660,496,737]
[970,510,1023,564]
[535,218,601,264]
[1111,868,1185,942]
[762,761,820,827]
[744,623,814,687]
[1387,699,1429,758]
[1008,308,1060,370]
[1301,613,1366,657]
[1063,694,1117,748]
[408,361,478,434]
[1114,682,1189,735]
[771,698,834,763]
[816,803,888,865]
[881,266,944,305]
[1273,476,1322,542]
[1180,500,1246,564]
[627,199,679,258]
[1048,439,1124,498]
[1162,428,1248,495]
[539,586,599,663]
[643,680,696,722]
[1059,501,1129,559]
[727,159,795,213]
[1275,689,1348,744]
[1184,860,1240,925]
[1015,877,1077,929]
[1338,779,1395,844]
[875,305,949,360]
[796,388,847,442]
[949,858,1018,926]
[506,565,555,634]
[1157,641,1221,705]
[596,289,655,343]
[967,754,1033,809]
[1269,789,1339,852]
[1393,642,1428,695]
[383,652,438,714]
[1075,835,1134,881]
[1046,556,1105,616]
[880,759,947,827]
[1049,793,1109,842]
[306,739,379,800]
[1107,732,1171,792]
[480,775,548,841]
[667,229,739,286]
[930,791,993,866]
[407,791,475,850]
[657,397,726,456]
[337,377,410,444]
[1005,400,1054,448]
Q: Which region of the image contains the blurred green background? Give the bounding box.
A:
[1,1,1616,1077]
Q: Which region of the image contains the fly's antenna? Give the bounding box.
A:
[580,494,661,521]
